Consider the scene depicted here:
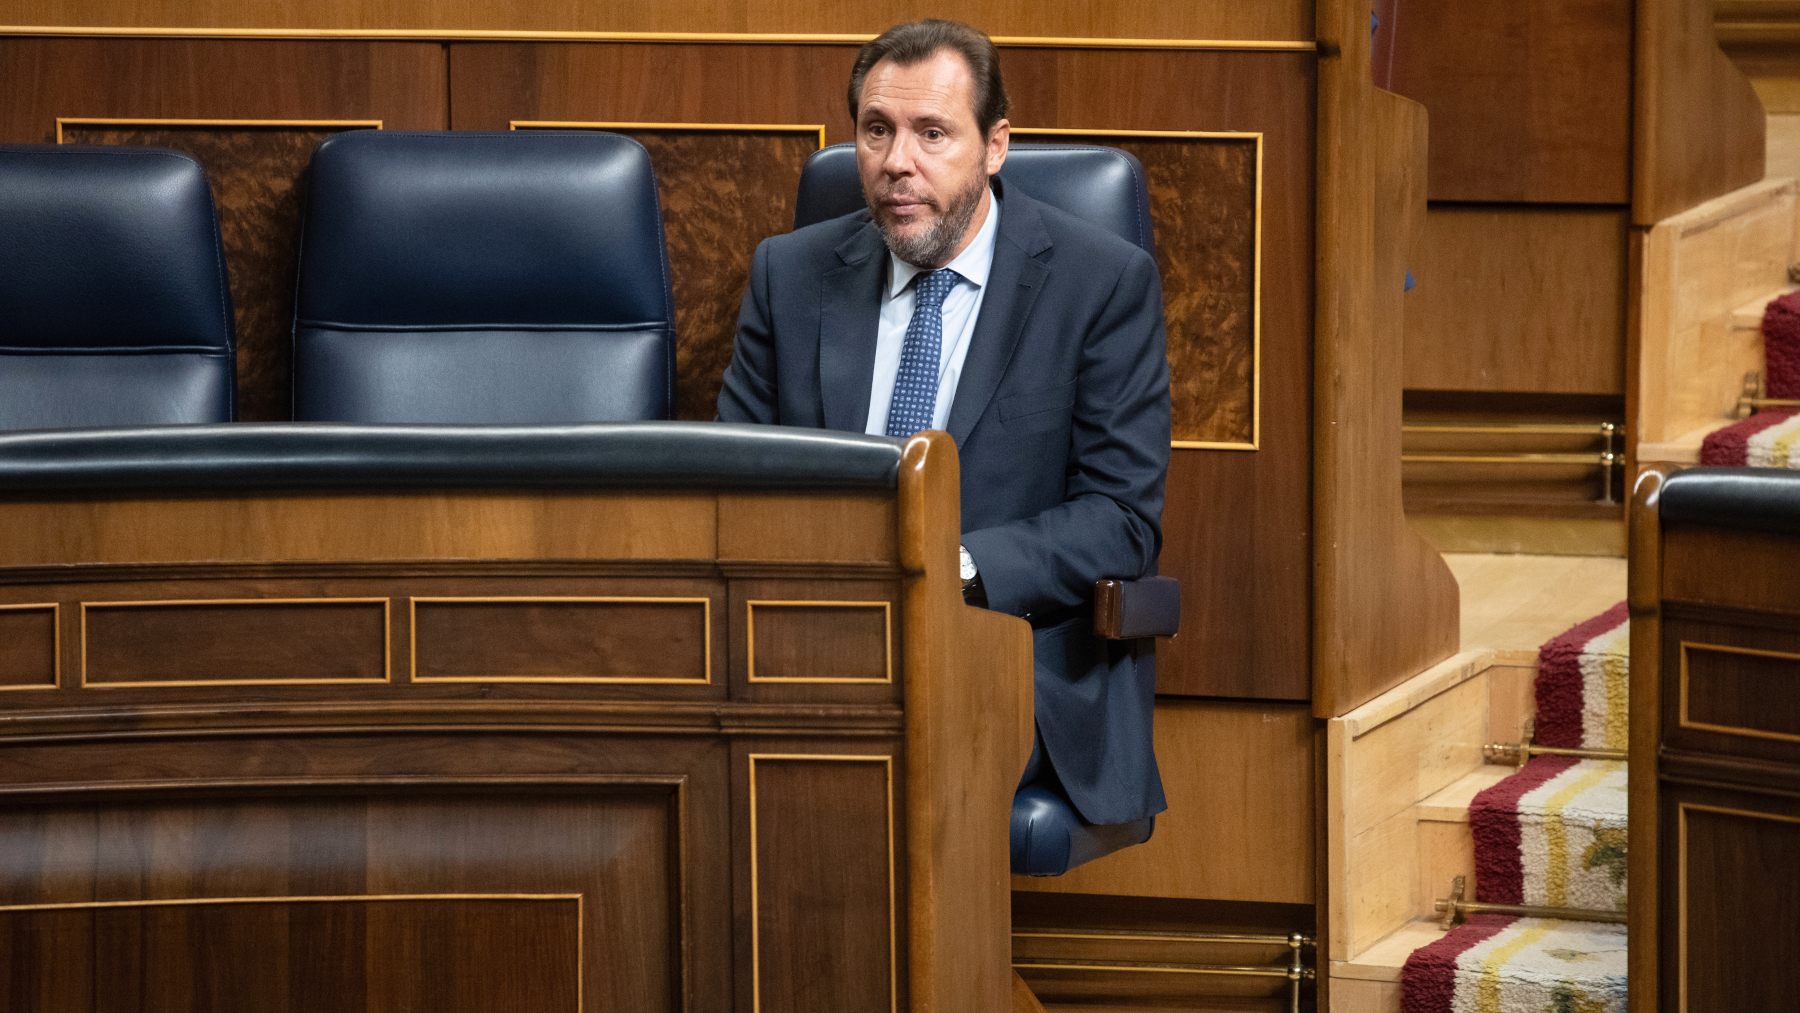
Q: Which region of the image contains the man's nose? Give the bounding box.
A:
[882,132,917,176]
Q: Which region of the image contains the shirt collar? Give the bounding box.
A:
[885,184,1001,300]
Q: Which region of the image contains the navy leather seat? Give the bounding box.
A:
[794,142,1165,876]
[793,143,1156,258]
[0,145,236,428]
[292,131,676,423]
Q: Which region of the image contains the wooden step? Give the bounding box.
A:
[1730,285,1798,331]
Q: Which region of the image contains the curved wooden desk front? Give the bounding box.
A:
[0,424,1031,1013]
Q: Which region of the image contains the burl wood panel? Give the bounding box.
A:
[1020,131,1257,445]
[1668,797,1800,1013]
[746,754,897,1013]
[1404,206,1628,395]
[412,597,714,683]
[82,599,389,686]
[517,127,820,420]
[0,898,581,1012]
[0,785,699,1011]
[0,605,57,689]
[6,0,1315,42]
[57,122,375,422]
[1385,0,1632,203]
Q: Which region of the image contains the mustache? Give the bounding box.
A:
[872,183,935,207]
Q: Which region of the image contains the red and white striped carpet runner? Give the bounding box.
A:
[1401,604,1629,1012]
[1700,290,1800,467]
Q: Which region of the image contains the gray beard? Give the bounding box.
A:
[875,175,987,268]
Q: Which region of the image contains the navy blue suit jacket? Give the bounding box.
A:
[717,181,1170,825]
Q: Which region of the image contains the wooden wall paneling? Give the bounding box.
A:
[726,577,902,707]
[1403,206,1629,395]
[0,733,735,1012]
[0,38,449,420]
[1313,0,1460,719]
[734,746,903,1013]
[1384,0,1633,203]
[0,490,720,568]
[1634,0,1767,225]
[1629,177,1797,449]
[453,43,1317,699]
[0,603,58,690]
[3,1,1315,43]
[1663,788,1800,1012]
[1010,701,1315,904]
[0,570,735,710]
[82,597,390,686]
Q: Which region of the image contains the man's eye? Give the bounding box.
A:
[924,129,944,141]
[866,123,889,138]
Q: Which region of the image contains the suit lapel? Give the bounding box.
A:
[946,189,1051,445]
[819,222,887,433]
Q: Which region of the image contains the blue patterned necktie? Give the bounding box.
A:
[884,268,959,437]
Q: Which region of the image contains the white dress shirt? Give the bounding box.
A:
[863,194,1001,435]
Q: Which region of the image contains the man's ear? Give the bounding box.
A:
[986,119,1010,177]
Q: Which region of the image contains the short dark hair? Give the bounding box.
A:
[847,19,1010,135]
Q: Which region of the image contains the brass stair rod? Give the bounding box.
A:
[1013,931,1314,1013]
[1483,741,1628,766]
[1437,876,1625,927]
[1485,720,1627,768]
[1402,422,1619,436]
[1401,451,1619,465]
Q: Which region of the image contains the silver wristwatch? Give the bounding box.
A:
[959,544,978,592]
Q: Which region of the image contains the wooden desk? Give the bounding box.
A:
[0,425,1031,1012]
[1630,469,1800,1013]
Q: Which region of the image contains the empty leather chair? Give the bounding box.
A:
[292,131,676,423]
[0,144,236,428]
[793,142,1175,876]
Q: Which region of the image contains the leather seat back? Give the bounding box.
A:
[292,131,676,423]
[0,144,236,428]
[793,142,1156,256]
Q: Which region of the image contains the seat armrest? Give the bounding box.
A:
[1092,576,1180,640]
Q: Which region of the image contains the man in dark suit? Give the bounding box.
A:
[717,19,1170,831]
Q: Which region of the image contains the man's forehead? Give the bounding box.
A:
[858,51,977,118]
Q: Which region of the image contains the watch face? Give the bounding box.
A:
[959,547,977,582]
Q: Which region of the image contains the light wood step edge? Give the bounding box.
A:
[1332,918,1446,983]
[1730,285,1797,330]
[1416,765,1515,823]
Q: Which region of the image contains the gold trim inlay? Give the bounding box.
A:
[1012,127,1264,452]
[513,119,827,150]
[55,117,382,143]
[744,600,894,684]
[79,597,393,688]
[6,26,1318,51]
[0,602,59,692]
[747,753,896,1013]
[1676,802,1800,1013]
[410,595,713,685]
[1678,639,1800,744]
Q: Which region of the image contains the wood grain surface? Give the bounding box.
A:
[4,0,1316,42]
[1385,0,1632,204]
[1404,206,1628,395]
